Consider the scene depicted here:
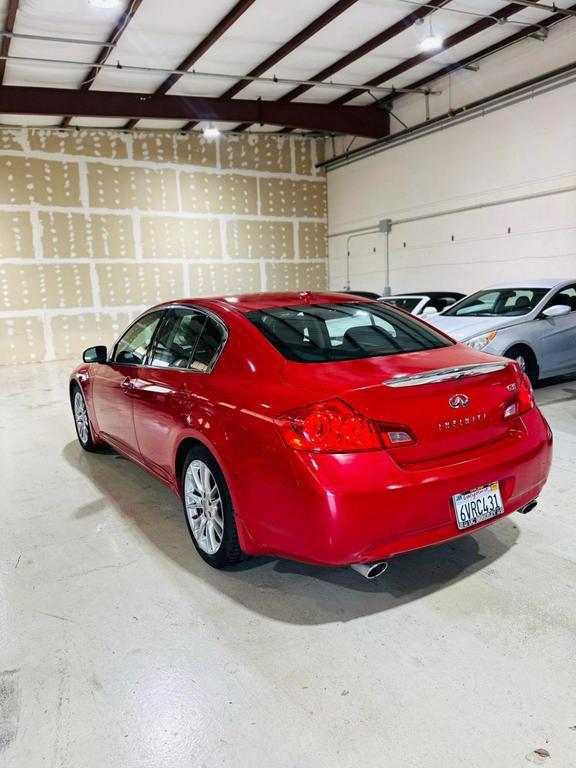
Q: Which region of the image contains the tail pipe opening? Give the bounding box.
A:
[350,560,388,580]
[518,500,538,515]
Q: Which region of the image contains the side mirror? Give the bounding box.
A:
[83,345,107,363]
[542,305,571,319]
[421,306,438,317]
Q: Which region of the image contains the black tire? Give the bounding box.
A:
[71,384,105,452]
[181,445,244,568]
[505,345,539,386]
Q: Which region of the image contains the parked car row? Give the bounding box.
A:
[347,279,576,384]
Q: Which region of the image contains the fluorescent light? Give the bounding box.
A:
[89,0,122,8]
[203,124,221,139]
[420,34,444,52]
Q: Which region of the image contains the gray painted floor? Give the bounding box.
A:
[1,360,575,768]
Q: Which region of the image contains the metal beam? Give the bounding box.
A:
[331,1,540,106]
[234,0,451,132]
[182,0,361,131]
[61,0,143,128]
[0,0,19,85]
[0,86,390,138]
[382,2,576,100]
[125,0,257,129]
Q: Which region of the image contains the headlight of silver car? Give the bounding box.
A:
[464,330,497,350]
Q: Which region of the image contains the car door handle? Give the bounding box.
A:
[120,377,134,392]
[170,385,193,405]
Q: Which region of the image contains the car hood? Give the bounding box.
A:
[427,314,522,341]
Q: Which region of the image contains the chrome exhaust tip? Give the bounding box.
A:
[350,560,388,580]
[518,500,538,515]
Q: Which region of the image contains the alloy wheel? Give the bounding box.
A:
[74,391,89,444]
[184,459,224,555]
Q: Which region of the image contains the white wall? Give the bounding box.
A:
[326,20,576,295]
[390,18,576,136]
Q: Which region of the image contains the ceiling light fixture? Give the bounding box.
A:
[89,0,122,9]
[203,124,221,139]
[420,19,444,52]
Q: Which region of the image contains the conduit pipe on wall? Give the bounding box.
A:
[343,219,393,294]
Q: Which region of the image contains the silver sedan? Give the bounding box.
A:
[428,279,576,384]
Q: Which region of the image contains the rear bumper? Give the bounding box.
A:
[235,407,552,566]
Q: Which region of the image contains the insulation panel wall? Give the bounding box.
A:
[0,129,327,364]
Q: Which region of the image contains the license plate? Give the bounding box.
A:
[453,481,504,530]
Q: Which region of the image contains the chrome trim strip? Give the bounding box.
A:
[384,362,509,387]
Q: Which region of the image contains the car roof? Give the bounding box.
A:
[154,291,370,314]
[487,279,576,289]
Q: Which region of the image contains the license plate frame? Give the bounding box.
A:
[453,481,504,530]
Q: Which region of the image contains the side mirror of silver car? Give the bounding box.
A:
[541,305,572,319]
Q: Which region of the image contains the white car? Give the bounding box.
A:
[381,292,465,316]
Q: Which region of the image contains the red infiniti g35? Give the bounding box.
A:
[70,292,552,576]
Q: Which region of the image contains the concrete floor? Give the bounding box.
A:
[1,360,575,768]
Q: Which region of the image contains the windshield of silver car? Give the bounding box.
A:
[444,288,549,317]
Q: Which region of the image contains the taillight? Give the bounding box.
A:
[277,399,417,454]
[277,399,382,453]
[504,370,535,420]
[518,372,535,413]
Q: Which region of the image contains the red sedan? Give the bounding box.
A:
[70,292,552,578]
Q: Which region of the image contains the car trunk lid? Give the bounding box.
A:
[283,347,520,464]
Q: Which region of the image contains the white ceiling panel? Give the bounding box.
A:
[243,0,414,82]
[188,0,346,84]
[231,80,305,101]
[166,74,243,98]
[132,118,189,129]
[71,116,131,127]
[94,0,242,93]
[4,0,131,89]
[0,113,61,126]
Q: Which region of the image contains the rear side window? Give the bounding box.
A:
[149,308,226,371]
[150,309,206,368]
[192,317,225,371]
[246,302,452,363]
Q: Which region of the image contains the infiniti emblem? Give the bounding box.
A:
[449,394,469,409]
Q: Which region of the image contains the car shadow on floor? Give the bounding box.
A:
[63,440,520,625]
[534,371,576,404]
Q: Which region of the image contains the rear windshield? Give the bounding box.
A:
[246,302,453,363]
